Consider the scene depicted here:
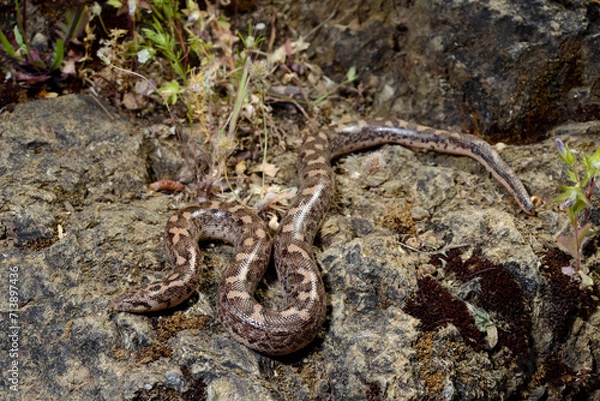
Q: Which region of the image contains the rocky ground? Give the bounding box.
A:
[1,0,600,400]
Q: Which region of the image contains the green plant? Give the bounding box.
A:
[99,0,272,200]
[139,0,188,83]
[554,138,600,287]
[0,1,89,86]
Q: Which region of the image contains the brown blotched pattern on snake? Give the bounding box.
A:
[113,118,535,355]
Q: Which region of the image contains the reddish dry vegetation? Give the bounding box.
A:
[405,248,531,366]
[404,247,600,396]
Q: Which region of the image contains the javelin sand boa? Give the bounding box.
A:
[114,118,534,355]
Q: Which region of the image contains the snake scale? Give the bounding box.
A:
[114,118,535,355]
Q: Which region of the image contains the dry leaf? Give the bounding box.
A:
[268,37,311,64]
[249,163,280,177]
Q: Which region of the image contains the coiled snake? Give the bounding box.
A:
[114,119,534,355]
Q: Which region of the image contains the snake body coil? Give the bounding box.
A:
[114,119,534,355]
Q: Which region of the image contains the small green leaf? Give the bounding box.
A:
[106,0,123,9]
[575,189,590,206]
[13,26,25,52]
[0,30,16,57]
[578,222,592,246]
[553,190,573,204]
[582,154,591,168]
[563,143,575,166]
[346,66,357,82]
[588,147,600,163]
[567,169,578,183]
[589,149,600,175]
[570,199,588,217]
[158,80,181,105]
[568,207,578,227]
[49,39,64,70]
[554,186,581,208]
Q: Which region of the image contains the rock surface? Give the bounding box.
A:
[0,93,598,400]
[290,0,600,144]
[1,0,600,400]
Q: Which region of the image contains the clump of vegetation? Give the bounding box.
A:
[94,0,274,199]
[554,138,600,287]
[0,1,91,89]
[1,0,359,206]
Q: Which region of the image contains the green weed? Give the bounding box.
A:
[554,138,600,287]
